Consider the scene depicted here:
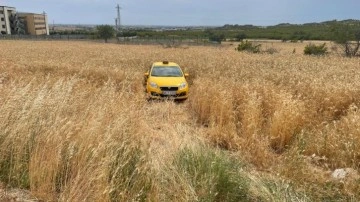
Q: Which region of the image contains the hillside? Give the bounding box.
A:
[219,19,360,40]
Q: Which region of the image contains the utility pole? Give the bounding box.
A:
[115,4,121,32]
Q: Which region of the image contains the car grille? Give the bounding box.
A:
[160,86,178,91]
[151,92,187,97]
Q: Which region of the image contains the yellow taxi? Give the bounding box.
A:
[144,61,189,100]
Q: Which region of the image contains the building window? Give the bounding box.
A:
[2,25,5,29]
[0,17,4,21]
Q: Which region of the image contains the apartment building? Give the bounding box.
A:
[18,12,49,35]
[0,5,49,35]
[0,6,16,35]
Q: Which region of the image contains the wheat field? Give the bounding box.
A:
[0,40,359,201]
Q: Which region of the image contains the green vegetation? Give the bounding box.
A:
[234,32,247,41]
[0,145,30,189]
[304,43,328,56]
[49,20,360,41]
[220,19,360,41]
[96,25,115,43]
[236,40,261,53]
[116,31,137,37]
[107,138,151,201]
[129,19,360,41]
[206,31,225,43]
[332,24,360,57]
[47,20,360,51]
[175,148,249,201]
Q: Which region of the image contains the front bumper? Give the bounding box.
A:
[147,87,188,100]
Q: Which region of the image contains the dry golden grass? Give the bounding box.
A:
[1,40,360,201]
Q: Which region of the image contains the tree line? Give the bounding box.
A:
[68,20,360,57]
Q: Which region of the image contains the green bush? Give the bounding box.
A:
[236,40,261,53]
[116,31,137,37]
[234,33,247,41]
[304,43,328,55]
[174,148,250,201]
[209,34,225,43]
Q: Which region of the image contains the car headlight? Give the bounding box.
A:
[150,82,157,88]
[179,82,187,89]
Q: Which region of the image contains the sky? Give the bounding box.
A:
[1,0,360,26]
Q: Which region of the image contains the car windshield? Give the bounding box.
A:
[151,66,183,77]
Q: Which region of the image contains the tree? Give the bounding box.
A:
[209,33,225,43]
[96,25,115,43]
[332,24,360,57]
[205,30,225,43]
[234,33,247,41]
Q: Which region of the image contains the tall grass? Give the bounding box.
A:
[1,41,360,201]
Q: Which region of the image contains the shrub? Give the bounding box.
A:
[304,43,328,56]
[264,47,279,54]
[236,40,261,53]
[174,148,250,201]
[332,24,360,57]
[116,31,137,37]
[209,34,225,43]
[234,33,247,41]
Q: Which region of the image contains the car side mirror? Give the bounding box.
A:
[184,73,189,77]
[144,72,149,77]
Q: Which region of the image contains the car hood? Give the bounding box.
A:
[149,76,187,86]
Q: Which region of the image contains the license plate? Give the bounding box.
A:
[162,91,176,95]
